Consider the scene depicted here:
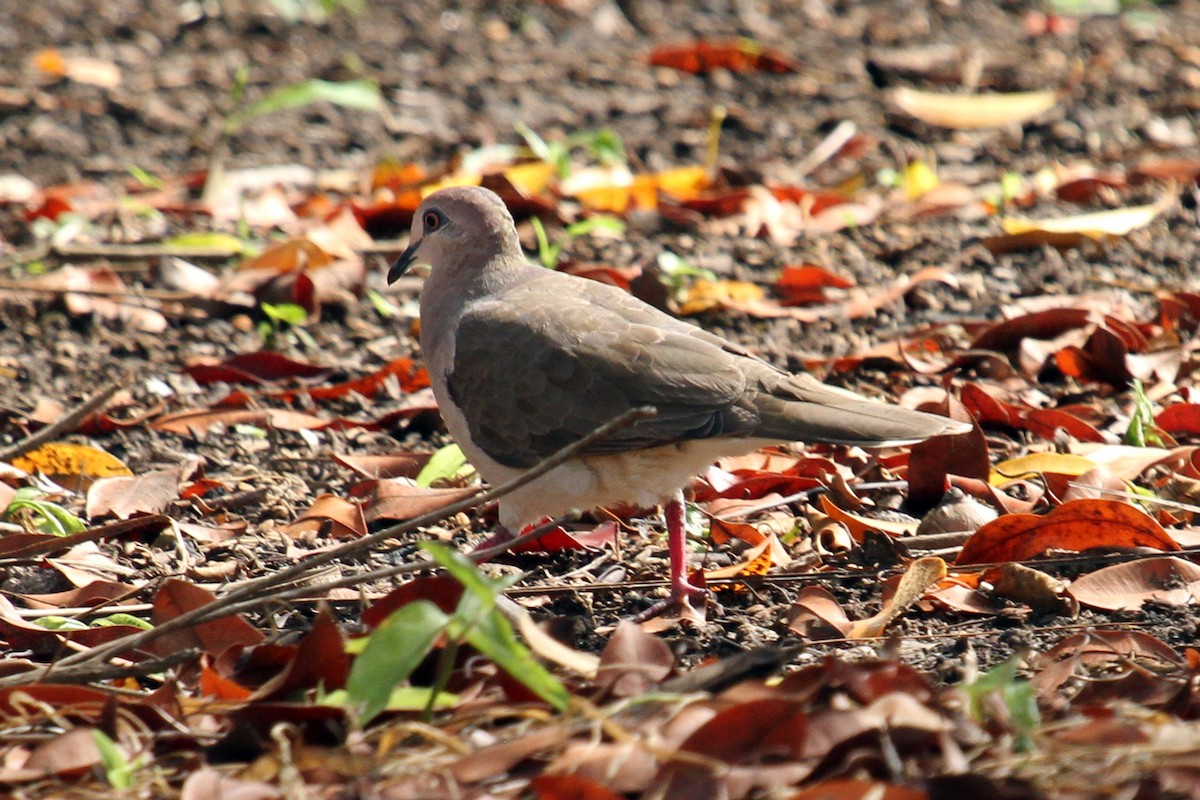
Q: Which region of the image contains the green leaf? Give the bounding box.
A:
[963,657,1039,752]
[127,165,164,190]
[226,79,383,133]
[92,729,137,790]
[261,301,309,326]
[565,215,626,238]
[570,128,626,166]
[463,605,569,711]
[164,231,249,252]
[1125,379,1165,448]
[415,443,469,488]
[420,541,504,607]
[530,217,560,269]
[232,424,268,438]
[323,685,457,712]
[34,616,89,631]
[366,288,398,318]
[93,613,153,630]
[345,600,449,726]
[5,488,86,536]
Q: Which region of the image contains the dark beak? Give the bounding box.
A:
[387,238,422,284]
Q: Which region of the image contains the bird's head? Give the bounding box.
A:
[387,186,520,285]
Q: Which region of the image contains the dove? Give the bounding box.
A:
[389,186,969,613]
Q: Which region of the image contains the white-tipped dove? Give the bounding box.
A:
[389,186,970,612]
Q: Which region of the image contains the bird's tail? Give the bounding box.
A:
[751,373,972,447]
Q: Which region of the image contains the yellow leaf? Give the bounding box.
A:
[892,87,1061,130]
[12,442,133,492]
[677,279,764,316]
[656,165,711,200]
[1001,197,1170,241]
[903,160,940,201]
[503,161,556,196]
[991,452,1096,485]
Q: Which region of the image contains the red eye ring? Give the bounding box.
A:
[423,211,441,231]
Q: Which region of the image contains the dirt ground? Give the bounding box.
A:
[3,0,1200,695]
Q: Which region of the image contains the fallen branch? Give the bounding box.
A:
[7,406,656,688]
[0,374,130,463]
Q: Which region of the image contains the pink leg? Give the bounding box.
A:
[665,491,705,604]
[632,490,707,622]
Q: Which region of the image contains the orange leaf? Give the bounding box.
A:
[12,442,132,492]
[956,499,1178,565]
[819,494,917,541]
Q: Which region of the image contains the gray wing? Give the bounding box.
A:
[445,277,760,469]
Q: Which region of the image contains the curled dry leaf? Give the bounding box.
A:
[819,494,918,541]
[849,556,947,638]
[891,86,1061,129]
[956,499,1178,565]
[983,562,1071,614]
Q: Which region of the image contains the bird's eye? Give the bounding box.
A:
[423,210,442,232]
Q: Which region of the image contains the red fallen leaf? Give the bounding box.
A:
[960,384,1105,442]
[1055,175,1127,204]
[200,663,253,701]
[648,39,798,74]
[789,779,929,800]
[181,477,226,499]
[971,307,1093,355]
[775,264,854,306]
[1022,407,1106,442]
[512,521,618,553]
[956,499,1179,565]
[1032,630,1186,709]
[532,775,625,800]
[25,192,73,222]
[560,263,643,293]
[1156,403,1200,436]
[769,186,853,216]
[270,606,351,696]
[186,351,331,385]
[362,575,464,629]
[906,394,987,513]
[217,356,429,406]
[150,579,264,661]
[353,192,423,238]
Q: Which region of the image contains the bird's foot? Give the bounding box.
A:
[630,574,708,624]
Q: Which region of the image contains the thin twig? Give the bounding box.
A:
[6,406,656,687]
[0,374,131,462]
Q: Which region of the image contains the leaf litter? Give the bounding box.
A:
[4,1,1200,798]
